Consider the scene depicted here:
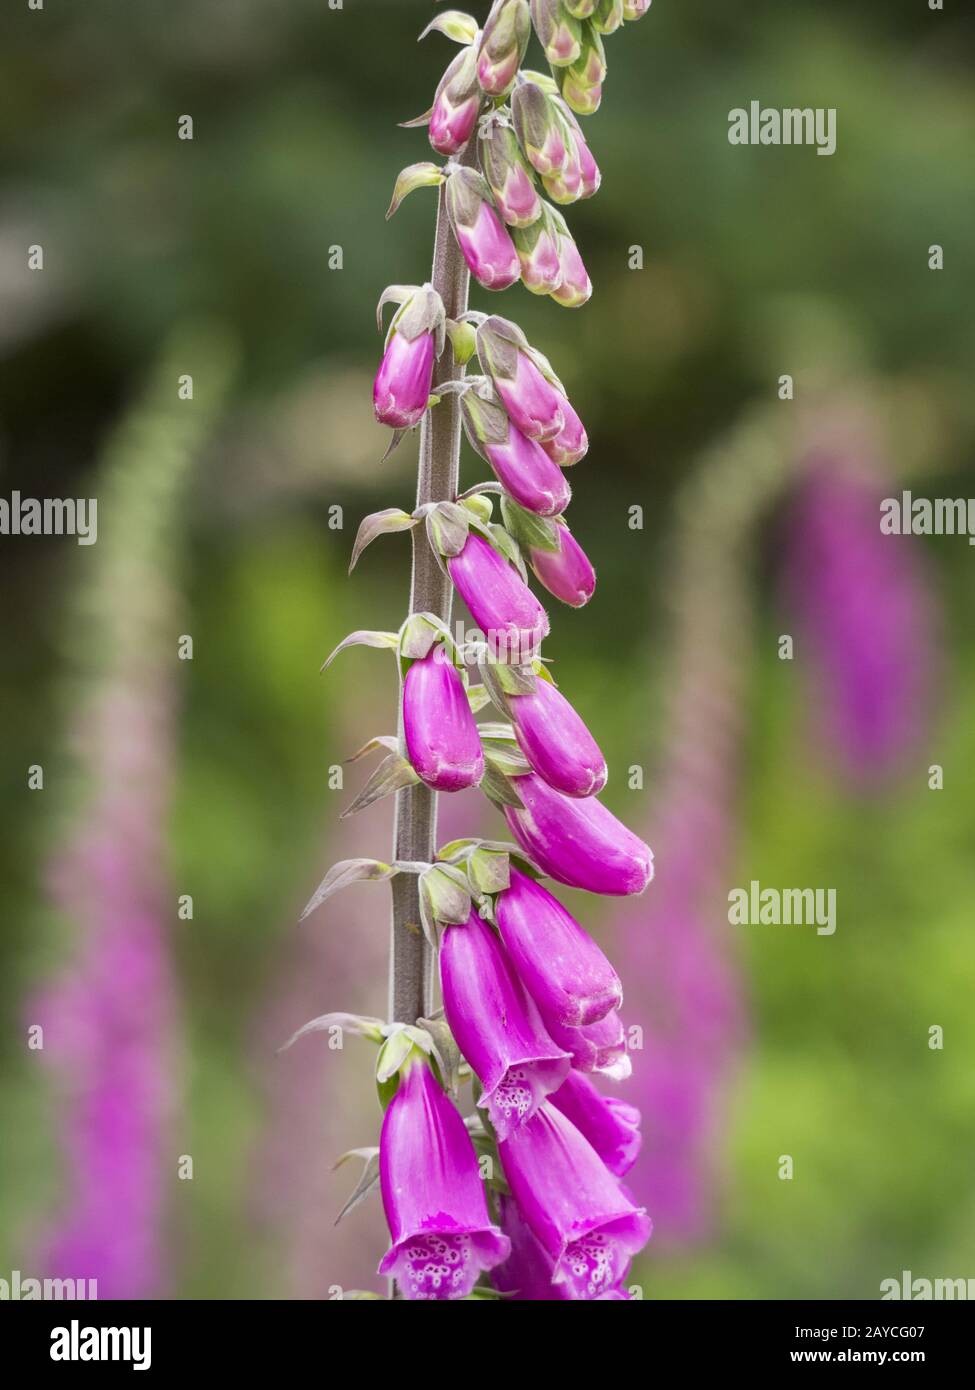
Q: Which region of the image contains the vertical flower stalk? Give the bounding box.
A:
[308,1,658,1300]
[28,332,232,1296]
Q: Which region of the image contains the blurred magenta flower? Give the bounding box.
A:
[378,1055,510,1299]
[784,451,937,782]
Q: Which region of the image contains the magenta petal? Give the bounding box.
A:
[378,1060,510,1299]
[549,1071,642,1177]
[403,647,484,792]
[507,678,607,796]
[540,398,589,466]
[495,354,565,441]
[455,203,521,290]
[373,331,435,430]
[447,532,549,660]
[492,1192,572,1300]
[498,1102,651,1299]
[504,773,653,895]
[546,1009,631,1078]
[528,524,596,606]
[495,867,621,1027]
[485,424,571,517]
[441,913,571,1140]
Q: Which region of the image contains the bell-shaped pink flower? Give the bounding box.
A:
[495,867,621,1026]
[549,1071,642,1177]
[504,772,653,895]
[498,1101,651,1298]
[485,422,571,517]
[492,1192,634,1300]
[527,522,596,606]
[447,531,549,659]
[540,396,588,465]
[403,646,484,792]
[373,330,435,430]
[507,677,606,796]
[441,912,571,1139]
[379,1056,510,1299]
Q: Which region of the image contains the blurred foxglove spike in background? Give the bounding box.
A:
[26,328,234,1298]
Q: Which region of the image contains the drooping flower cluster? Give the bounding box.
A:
[385,0,651,309]
[304,2,656,1301]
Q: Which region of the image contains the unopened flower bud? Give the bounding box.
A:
[548,209,592,307]
[565,0,597,16]
[429,43,482,156]
[591,0,624,35]
[540,395,588,465]
[462,387,571,516]
[530,0,582,66]
[447,531,549,657]
[622,0,652,18]
[479,118,543,227]
[541,120,583,203]
[554,99,602,199]
[446,168,521,290]
[373,285,445,429]
[441,911,571,1139]
[476,315,565,440]
[526,519,596,606]
[496,867,621,1025]
[403,646,484,792]
[512,211,564,294]
[504,771,654,895]
[557,24,606,115]
[507,676,607,796]
[511,78,568,177]
[478,0,531,97]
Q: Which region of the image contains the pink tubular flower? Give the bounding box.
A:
[378,1056,510,1299]
[492,1193,634,1300]
[485,421,571,516]
[446,168,521,291]
[504,772,653,895]
[373,329,435,430]
[447,531,549,658]
[495,866,621,1026]
[548,1071,642,1177]
[541,396,589,466]
[403,646,484,792]
[441,912,571,1139]
[527,521,596,606]
[498,1102,651,1298]
[507,677,606,797]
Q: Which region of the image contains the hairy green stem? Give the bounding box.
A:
[388,159,473,1025]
